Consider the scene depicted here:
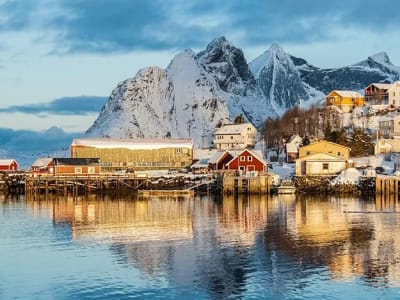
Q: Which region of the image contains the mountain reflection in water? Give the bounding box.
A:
[1,192,400,299]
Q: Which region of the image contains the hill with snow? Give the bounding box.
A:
[87,37,400,146]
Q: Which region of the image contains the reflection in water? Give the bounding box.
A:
[2,192,400,298]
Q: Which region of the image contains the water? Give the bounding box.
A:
[1,193,400,299]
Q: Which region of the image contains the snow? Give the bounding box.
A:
[330,168,362,185]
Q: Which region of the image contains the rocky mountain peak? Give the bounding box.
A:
[369,51,391,66]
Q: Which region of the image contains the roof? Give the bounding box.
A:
[288,134,302,144]
[368,83,393,90]
[300,140,351,151]
[209,150,233,164]
[226,149,267,167]
[193,148,218,160]
[214,123,255,135]
[0,159,18,166]
[71,138,193,150]
[328,90,363,98]
[31,157,53,168]
[53,158,100,166]
[295,152,346,162]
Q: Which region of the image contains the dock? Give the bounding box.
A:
[222,174,273,195]
[375,176,400,196]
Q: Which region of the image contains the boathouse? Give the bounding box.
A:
[226,149,267,174]
[70,138,193,171]
[52,158,101,175]
[0,159,19,171]
[31,157,53,175]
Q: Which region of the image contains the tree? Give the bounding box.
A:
[234,114,245,124]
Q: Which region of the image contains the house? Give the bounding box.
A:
[52,158,101,175]
[225,149,268,174]
[364,83,392,105]
[213,123,257,150]
[208,150,236,171]
[325,90,364,113]
[295,153,347,176]
[0,159,19,171]
[71,138,193,171]
[375,138,400,154]
[298,140,350,159]
[31,157,53,175]
[388,82,400,106]
[378,115,400,138]
[286,134,303,163]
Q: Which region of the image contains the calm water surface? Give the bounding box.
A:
[1,192,400,299]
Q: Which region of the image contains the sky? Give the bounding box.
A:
[1,0,400,134]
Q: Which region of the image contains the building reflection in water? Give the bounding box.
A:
[22,192,400,295]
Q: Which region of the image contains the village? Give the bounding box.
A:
[1,81,400,197]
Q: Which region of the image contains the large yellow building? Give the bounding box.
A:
[325,90,364,113]
[298,140,350,159]
[71,138,193,171]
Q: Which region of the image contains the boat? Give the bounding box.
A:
[276,180,296,194]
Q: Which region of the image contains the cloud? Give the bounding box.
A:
[1,0,400,54]
[0,95,107,115]
[0,126,82,167]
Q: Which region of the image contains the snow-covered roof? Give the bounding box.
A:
[31,157,53,168]
[193,148,218,160]
[209,150,232,164]
[330,168,361,185]
[226,149,267,166]
[72,138,193,150]
[0,159,18,166]
[329,90,363,98]
[214,123,255,135]
[368,83,392,90]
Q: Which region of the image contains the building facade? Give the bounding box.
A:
[0,159,19,171]
[225,149,267,173]
[295,153,347,176]
[213,123,257,150]
[71,138,193,171]
[298,140,350,159]
[388,82,400,106]
[364,83,392,105]
[52,158,101,175]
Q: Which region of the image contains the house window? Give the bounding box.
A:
[75,167,82,174]
[239,166,245,171]
[306,151,311,155]
[322,163,329,170]
[88,167,95,174]
[240,156,246,162]
[337,152,341,156]
[231,136,234,140]
[248,156,253,162]
[176,148,182,153]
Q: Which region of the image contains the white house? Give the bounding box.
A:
[213,123,257,150]
[378,115,400,138]
[295,153,347,176]
[388,81,400,106]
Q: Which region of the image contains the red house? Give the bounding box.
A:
[208,150,235,171]
[226,149,267,174]
[0,159,19,171]
[31,157,53,175]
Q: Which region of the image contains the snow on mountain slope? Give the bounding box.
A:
[87,37,276,147]
[249,44,324,114]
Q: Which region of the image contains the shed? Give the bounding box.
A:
[0,159,19,171]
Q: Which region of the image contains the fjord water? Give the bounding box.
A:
[1,193,400,299]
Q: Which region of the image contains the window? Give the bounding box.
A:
[176,148,182,153]
[337,151,341,156]
[306,151,311,155]
[88,167,95,174]
[231,136,234,140]
[75,167,82,174]
[239,166,245,171]
[240,156,246,162]
[322,163,329,170]
[248,156,253,162]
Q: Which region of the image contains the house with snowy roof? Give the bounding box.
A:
[71,138,193,171]
[31,157,53,175]
[364,83,392,105]
[388,82,400,106]
[213,123,257,150]
[325,90,364,113]
[0,159,19,171]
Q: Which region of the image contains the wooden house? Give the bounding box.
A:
[388,82,400,106]
[325,90,364,113]
[299,140,350,159]
[31,157,53,175]
[225,149,267,174]
[0,159,19,171]
[52,158,101,175]
[71,138,193,171]
[295,153,347,176]
[213,123,257,150]
[364,83,392,105]
[208,150,235,171]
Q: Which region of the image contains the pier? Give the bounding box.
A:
[222,174,273,195]
[375,176,400,197]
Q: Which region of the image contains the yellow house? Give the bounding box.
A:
[299,140,351,159]
[325,90,364,113]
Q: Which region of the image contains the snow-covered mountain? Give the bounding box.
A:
[87,37,271,147]
[87,37,400,146]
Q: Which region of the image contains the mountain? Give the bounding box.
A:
[87,37,400,146]
[87,37,272,147]
[291,51,400,94]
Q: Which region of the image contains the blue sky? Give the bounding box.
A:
[1,0,400,133]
